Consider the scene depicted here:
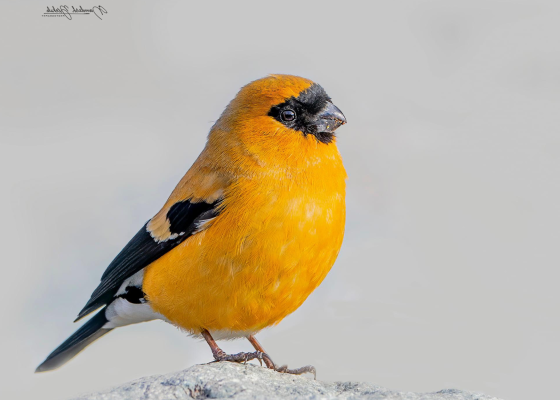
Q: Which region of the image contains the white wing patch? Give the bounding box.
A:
[105,268,169,329]
[103,298,167,329]
[115,269,145,297]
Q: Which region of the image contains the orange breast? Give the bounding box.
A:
[143,142,346,335]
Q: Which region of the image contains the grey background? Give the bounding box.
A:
[1,1,558,400]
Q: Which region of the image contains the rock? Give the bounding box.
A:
[72,362,501,400]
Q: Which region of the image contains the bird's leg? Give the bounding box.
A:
[246,335,275,369]
[247,334,317,379]
[201,329,269,366]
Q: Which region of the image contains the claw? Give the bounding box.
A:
[261,353,275,370]
[212,350,271,367]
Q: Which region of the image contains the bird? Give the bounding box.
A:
[36,74,347,376]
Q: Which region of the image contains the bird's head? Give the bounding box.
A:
[213,75,346,149]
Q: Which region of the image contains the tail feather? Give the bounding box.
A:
[35,308,112,373]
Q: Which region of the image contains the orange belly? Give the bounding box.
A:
[143,169,345,335]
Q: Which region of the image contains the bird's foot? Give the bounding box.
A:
[211,349,315,378]
[245,334,316,378]
[212,348,272,367]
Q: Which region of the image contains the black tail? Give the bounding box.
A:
[35,308,112,373]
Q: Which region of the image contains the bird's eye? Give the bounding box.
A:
[281,110,296,122]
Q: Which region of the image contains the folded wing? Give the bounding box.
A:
[75,198,221,321]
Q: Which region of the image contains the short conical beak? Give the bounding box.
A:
[316,102,347,133]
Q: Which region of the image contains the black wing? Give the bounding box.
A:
[75,199,220,321]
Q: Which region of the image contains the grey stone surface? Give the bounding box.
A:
[72,363,502,400]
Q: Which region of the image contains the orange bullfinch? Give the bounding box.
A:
[36,74,347,376]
